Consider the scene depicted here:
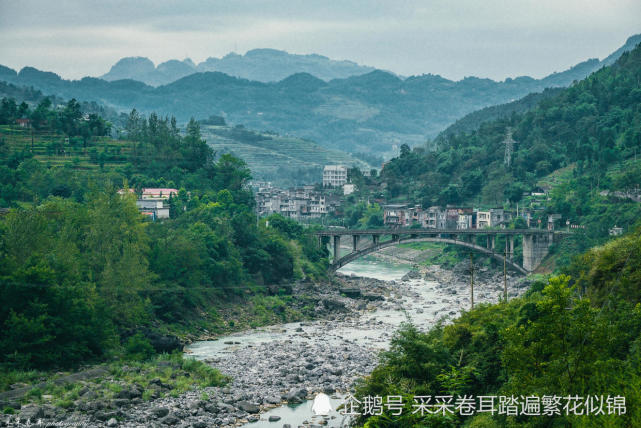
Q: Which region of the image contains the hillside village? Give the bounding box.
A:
[252,164,590,233]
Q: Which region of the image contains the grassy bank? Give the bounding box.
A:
[1,353,227,414]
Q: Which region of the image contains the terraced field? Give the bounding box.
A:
[202,125,371,186]
[0,125,133,171]
[1,125,372,187]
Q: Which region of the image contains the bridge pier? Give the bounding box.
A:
[509,236,514,260]
[352,235,360,251]
[522,232,552,271]
[333,235,341,261]
[372,235,379,246]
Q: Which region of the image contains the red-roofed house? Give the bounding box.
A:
[141,188,178,200]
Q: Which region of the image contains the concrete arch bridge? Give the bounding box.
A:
[314,229,569,275]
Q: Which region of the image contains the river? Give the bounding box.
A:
[185,254,521,427]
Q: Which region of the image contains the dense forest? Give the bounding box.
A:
[0,101,328,370]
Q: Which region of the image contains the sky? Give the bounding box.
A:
[0,0,639,81]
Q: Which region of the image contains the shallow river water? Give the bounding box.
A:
[185,256,510,427]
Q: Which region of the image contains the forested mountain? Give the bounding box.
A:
[1,35,638,156]
[437,87,564,137]
[380,42,641,263]
[101,49,376,85]
[352,36,641,428]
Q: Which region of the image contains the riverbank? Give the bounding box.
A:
[2,255,530,427]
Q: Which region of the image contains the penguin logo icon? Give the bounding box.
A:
[312,392,332,415]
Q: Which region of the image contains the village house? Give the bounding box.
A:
[16,118,31,128]
[141,188,178,199]
[419,206,446,229]
[322,165,348,187]
[136,199,170,220]
[383,204,408,226]
[254,183,331,220]
[476,208,505,228]
[119,188,176,220]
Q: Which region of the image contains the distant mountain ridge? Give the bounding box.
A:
[1,35,639,157]
[100,49,377,85]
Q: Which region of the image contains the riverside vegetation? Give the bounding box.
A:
[0,100,328,411]
[351,42,641,428]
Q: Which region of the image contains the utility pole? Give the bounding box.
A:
[503,128,517,167]
[470,252,474,309]
[503,241,508,302]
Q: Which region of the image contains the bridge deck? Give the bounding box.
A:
[315,228,566,236]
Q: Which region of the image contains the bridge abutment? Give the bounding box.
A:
[522,232,552,271]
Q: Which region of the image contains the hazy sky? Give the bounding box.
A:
[0,0,639,81]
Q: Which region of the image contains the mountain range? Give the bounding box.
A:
[1,34,639,157]
[100,49,377,85]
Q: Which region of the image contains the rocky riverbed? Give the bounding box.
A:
[3,257,529,428]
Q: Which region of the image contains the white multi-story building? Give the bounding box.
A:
[323,165,348,187]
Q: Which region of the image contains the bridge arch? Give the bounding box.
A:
[331,236,528,275]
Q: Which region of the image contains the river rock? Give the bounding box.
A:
[161,414,180,425]
[340,288,361,298]
[237,400,260,413]
[285,388,307,403]
[106,417,118,427]
[401,270,421,281]
[143,330,183,353]
[264,395,281,405]
[269,415,282,421]
[19,404,44,421]
[151,406,170,418]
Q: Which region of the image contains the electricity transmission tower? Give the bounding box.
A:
[503,128,517,167]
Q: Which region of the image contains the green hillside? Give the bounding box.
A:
[1,35,639,156]
[376,42,641,268]
[202,125,371,186]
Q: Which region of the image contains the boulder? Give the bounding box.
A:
[151,407,170,418]
[263,395,281,405]
[236,400,260,414]
[322,298,346,311]
[144,330,183,353]
[19,405,44,421]
[161,414,180,425]
[340,288,361,298]
[286,388,307,403]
